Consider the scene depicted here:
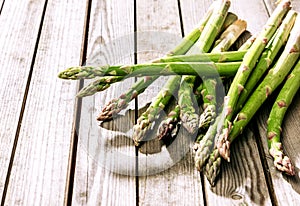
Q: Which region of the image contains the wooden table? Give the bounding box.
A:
[1,0,300,205]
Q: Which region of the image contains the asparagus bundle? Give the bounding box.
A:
[218,0,291,161]
[218,14,300,161]
[267,59,300,176]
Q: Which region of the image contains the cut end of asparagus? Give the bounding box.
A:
[217,129,231,162]
[199,105,217,129]
[269,144,295,176]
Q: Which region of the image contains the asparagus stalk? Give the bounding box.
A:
[178,76,199,134]
[237,34,256,51]
[97,76,156,121]
[154,50,246,63]
[196,0,231,53]
[236,10,297,110]
[59,62,241,79]
[219,0,291,159]
[218,16,300,161]
[133,76,181,146]
[199,78,217,129]
[267,60,300,176]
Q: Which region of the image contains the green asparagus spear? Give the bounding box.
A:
[267,60,300,176]
[97,76,156,121]
[59,62,241,79]
[218,15,300,161]
[219,0,291,160]
[178,76,199,134]
[77,76,125,97]
[236,10,297,110]
[199,79,217,129]
[196,0,231,53]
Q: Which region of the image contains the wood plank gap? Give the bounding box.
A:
[200,172,208,206]
[0,0,5,15]
[134,0,140,205]
[251,123,279,206]
[176,0,185,37]
[262,0,271,16]
[0,0,49,204]
[65,0,93,205]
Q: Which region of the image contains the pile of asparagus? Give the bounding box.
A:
[58,0,300,186]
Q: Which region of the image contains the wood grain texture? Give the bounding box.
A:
[136,0,203,205]
[0,0,47,199]
[180,0,272,205]
[2,0,87,205]
[72,0,137,205]
[255,2,300,205]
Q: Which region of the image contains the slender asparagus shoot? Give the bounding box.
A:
[199,79,217,129]
[219,0,291,161]
[77,76,125,97]
[97,76,157,121]
[218,15,300,161]
[267,59,300,176]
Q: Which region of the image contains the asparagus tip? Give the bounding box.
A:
[270,147,295,176]
[217,130,231,162]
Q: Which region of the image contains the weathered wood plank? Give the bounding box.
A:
[72,0,137,205]
[180,0,272,205]
[0,0,47,199]
[136,0,204,205]
[257,2,300,205]
[2,0,87,205]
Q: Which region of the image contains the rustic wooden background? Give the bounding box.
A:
[0,0,300,205]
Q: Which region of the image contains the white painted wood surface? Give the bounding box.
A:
[0,0,47,198]
[1,0,87,205]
